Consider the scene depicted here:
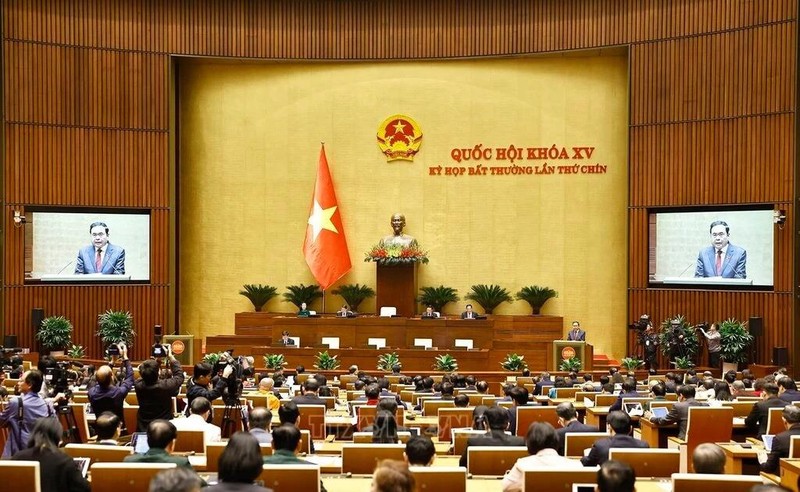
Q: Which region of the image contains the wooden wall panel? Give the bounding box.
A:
[4,125,168,206]
[1,0,796,363]
[4,42,168,128]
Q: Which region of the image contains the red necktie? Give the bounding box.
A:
[715,250,722,276]
[95,249,102,272]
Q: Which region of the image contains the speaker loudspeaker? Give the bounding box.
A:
[748,316,763,337]
[31,308,45,330]
[773,347,789,366]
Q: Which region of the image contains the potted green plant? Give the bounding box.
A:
[500,353,527,371]
[719,318,755,367]
[96,310,135,346]
[239,284,279,312]
[558,356,582,372]
[465,284,513,314]
[283,284,323,310]
[331,283,376,312]
[674,356,694,369]
[314,351,340,371]
[263,353,288,370]
[36,315,73,355]
[377,352,402,372]
[515,285,558,315]
[417,285,459,313]
[433,354,458,372]
[203,352,223,366]
[620,356,644,372]
[67,344,86,359]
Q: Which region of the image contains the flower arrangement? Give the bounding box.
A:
[364,240,429,265]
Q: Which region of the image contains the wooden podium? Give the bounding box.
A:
[376,263,418,317]
[550,340,593,371]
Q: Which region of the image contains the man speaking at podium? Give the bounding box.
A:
[74,221,126,275]
[694,220,746,279]
[567,321,586,341]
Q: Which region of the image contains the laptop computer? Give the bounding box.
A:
[72,457,90,478]
[762,434,775,452]
[131,432,150,454]
[650,406,668,419]
[623,402,644,417]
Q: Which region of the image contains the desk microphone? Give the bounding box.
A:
[57,260,73,274]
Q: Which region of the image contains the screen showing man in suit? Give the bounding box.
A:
[695,220,747,279]
[75,221,126,275]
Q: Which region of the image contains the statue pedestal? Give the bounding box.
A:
[376,263,418,317]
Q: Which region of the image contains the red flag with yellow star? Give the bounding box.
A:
[303,145,351,290]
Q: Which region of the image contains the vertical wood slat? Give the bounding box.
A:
[1,0,797,361]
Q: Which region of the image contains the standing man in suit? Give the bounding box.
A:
[644,384,708,439]
[75,221,126,274]
[567,321,586,341]
[555,402,598,455]
[461,304,478,319]
[694,220,747,279]
[581,411,649,466]
[760,405,800,473]
[458,406,524,467]
[745,382,786,438]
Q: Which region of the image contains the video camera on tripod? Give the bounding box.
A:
[629,314,652,331]
[44,361,76,401]
[151,324,169,358]
[216,350,244,403]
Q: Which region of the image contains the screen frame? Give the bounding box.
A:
[23,205,152,285]
[646,204,776,292]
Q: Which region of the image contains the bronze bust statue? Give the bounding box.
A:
[381,213,416,247]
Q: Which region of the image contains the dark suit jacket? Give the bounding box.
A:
[534,380,554,396]
[609,391,640,412]
[458,429,525,467]
[745,396,787,437]
[133,358,185,432]
[780,390,800,403]
[75,243,125,274]
[556,420,599,455]
[11,447,91,492]
[567,329,586,341]
[123,447,193,469]
[461,311,478,319]
[649,398,707,439]
[291,394,325,406]
[761,424,800,473]
[205,483,273,492]
[580,434,649,466]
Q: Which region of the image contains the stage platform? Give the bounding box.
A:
[205,313,594,372]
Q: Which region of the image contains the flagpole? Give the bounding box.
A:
[322,289,326,314]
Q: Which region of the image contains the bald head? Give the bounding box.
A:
[96,365,113,387]
[259,377,274,391]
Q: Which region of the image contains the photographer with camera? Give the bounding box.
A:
[697,323,722,368]
[0,370,56,457]
[88,342,133,430]
[134,342,184,432]
[185,361,232,418]
[666,319,688,364]
[639,317,659,371]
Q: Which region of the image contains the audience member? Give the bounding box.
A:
[124,420,197,472]
[249,407,273,444]
[778,377,800,403]
[596,460,635,492]
[0,370,56,457]
[475,381,490,394]
[534,372,553,395]
[581,411,649,466]
[148,467,202,492]
[761,405,800,473]
[404,435,435,466]
[502,422,582,492]
[372,410,399,444]
[609,379,638,412]
[692,442,726,474]
[134,348,185,432]
[291,379,325,405]
[88,342,133,428]
[459,406,523,467]
[264,423,329,492]
[371,459,415,492]
[205,432,271,491]
[454,394,470,407]
[646,384,707,439]
[10,417,90,492]
[471,405,489,430]
[745,382,785,438]
[507,385,535,434]
[256,377,281,410]
[94,411,122,445]
[555,401,598,455]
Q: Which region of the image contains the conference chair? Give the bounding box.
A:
[516,377,534,387]
[0,460,40,492]
[72,393,89,404]
[468,393,491,406]
[515,406,559,436]
[260,464,321,492]
[2,378,19,388]
[296,404,327,440]
[481,396,501,407]
[574,391,596,404]
[339,374,358,385]
[356,405,405,431]
[766,407,785,436]
[90,462,176,492]
[608,448,680,478]
[438,407,473,442]
[423,399,455,416]
[410,466,467,492]
[341,443,405,474]
[667,406,734,473]
[122,405,138,435]
[595,394,618,407]
[553,387,580,399]
[296,374,310,385]
[452,428,489,456]
[789,435,800,458]
[722,400,757,417]
[563,432,608,458]
[64,443,133,463]
[671,473,763,492]
[173,429,206,454]
[466,446,528,476]
[125,393,138,405]
[521,467,600,492]
[66,402,92,443]
[353,431,412,443]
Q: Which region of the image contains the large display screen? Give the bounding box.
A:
[24,209,150,282]
[648,207,774,289]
